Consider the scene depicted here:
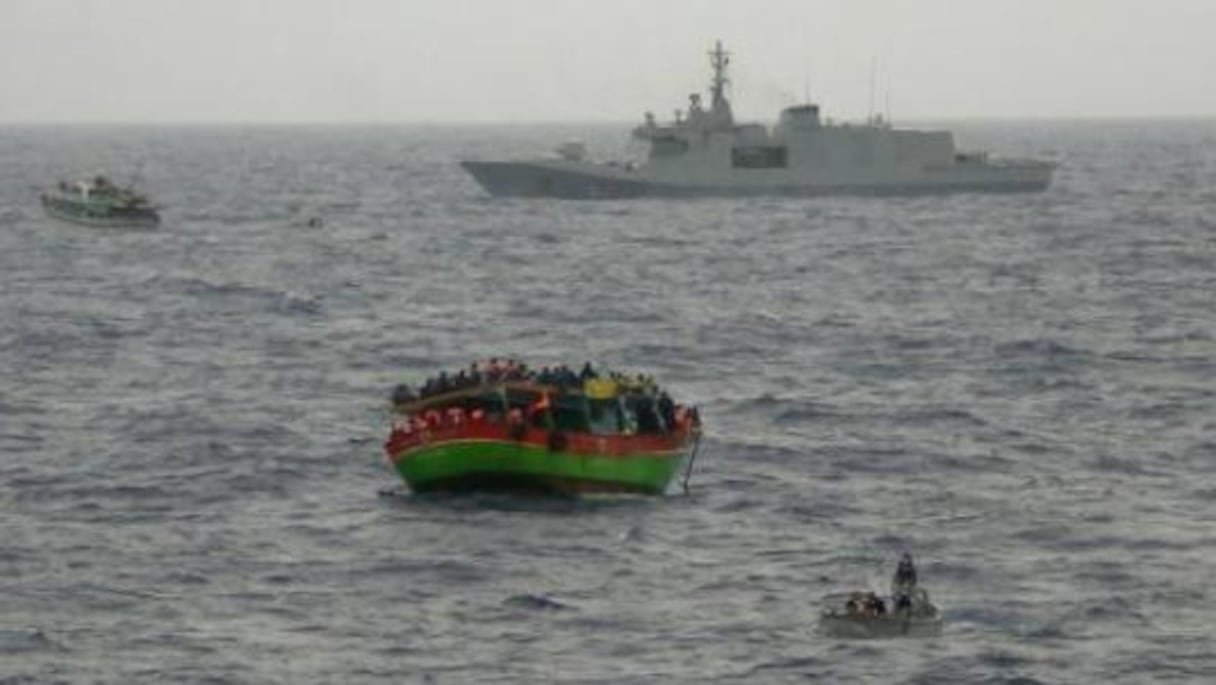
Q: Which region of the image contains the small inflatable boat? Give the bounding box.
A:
[818,588,944,639]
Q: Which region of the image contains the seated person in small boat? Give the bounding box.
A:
[846,592,886,618]
[895,593,913,613]
[845,593,860,614]
[867,593,886,616]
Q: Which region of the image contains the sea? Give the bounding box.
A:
[1,120,1214,684]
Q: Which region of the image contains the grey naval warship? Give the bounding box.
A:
[462,41,1055,199]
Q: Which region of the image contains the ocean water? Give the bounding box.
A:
[1,120,1214,683]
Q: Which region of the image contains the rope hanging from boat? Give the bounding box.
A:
[681,429,702,495]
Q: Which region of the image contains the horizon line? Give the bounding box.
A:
[2,114,1216,127]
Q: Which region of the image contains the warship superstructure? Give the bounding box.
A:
[462,41,1055,199]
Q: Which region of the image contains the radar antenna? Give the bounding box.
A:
[707,40,734,125]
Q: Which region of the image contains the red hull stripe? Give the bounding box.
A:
[385,420,694,461]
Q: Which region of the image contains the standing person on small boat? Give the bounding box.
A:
[891,552,918,614]
[892,553,917,593]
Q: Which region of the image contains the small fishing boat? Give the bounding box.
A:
[40,176,159,227]
[818,553,944,639]
[383,360,702,495]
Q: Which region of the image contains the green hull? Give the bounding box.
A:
[42,196,159,228]
[392,439,687,495]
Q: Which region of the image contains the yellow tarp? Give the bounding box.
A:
[584,378,618,399]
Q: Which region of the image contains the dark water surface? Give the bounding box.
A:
[1,121,1214,683]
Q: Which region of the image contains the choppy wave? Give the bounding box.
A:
[2,120,1215,683]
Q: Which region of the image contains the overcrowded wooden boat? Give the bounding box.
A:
[383,359,701,495]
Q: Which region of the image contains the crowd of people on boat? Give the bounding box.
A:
[392,358,524,404]
[386,358,698,441]
[392,358,662,406]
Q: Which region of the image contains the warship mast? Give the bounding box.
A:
[708,40,733,126]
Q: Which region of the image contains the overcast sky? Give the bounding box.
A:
[2,0,1214,124]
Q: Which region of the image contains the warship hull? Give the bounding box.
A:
[462,159,1054,199]
[461,161,649,199]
